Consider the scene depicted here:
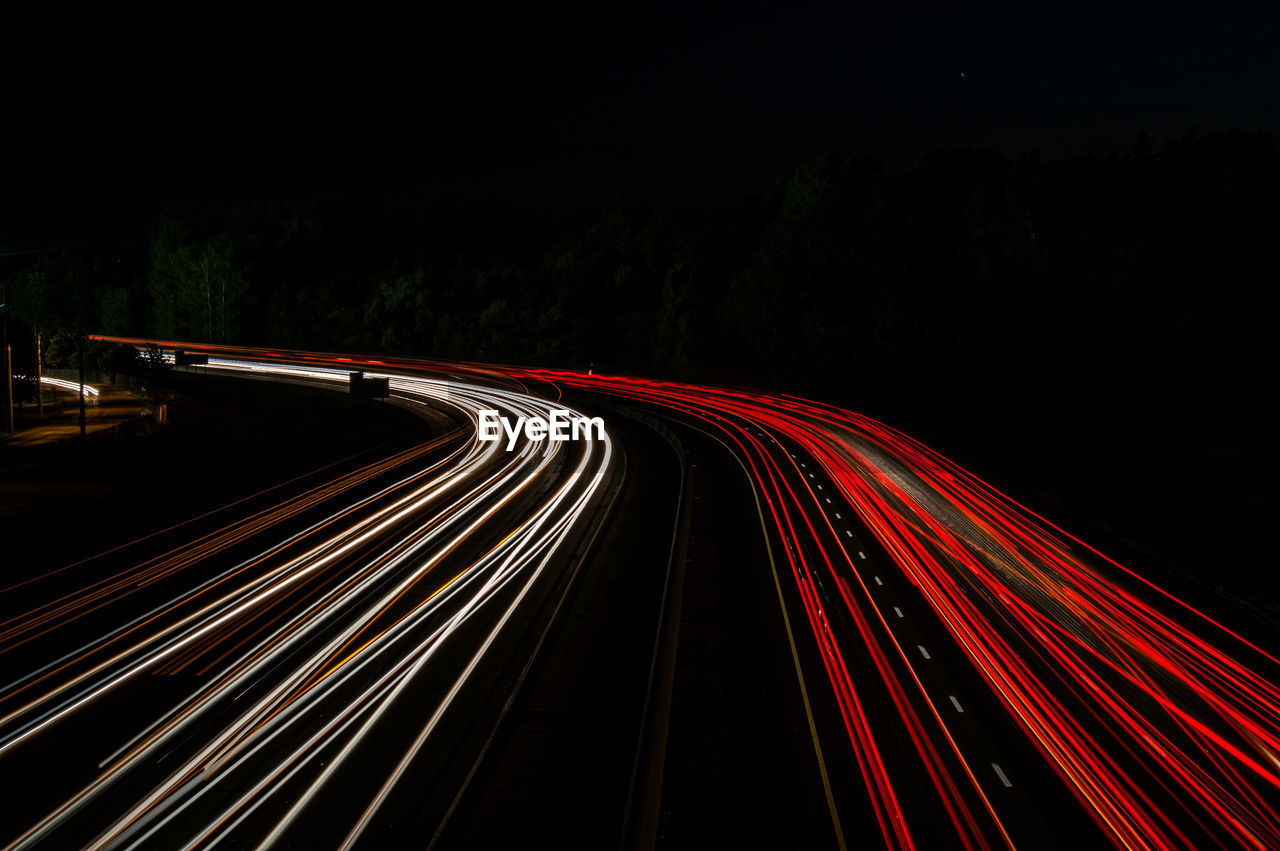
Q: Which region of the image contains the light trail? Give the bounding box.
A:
[503,368,1280,850]
[43,336,1280,849]
[0,358,614,849]
[37,377,99,397]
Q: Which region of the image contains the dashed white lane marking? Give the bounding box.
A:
[845,531,853,538]
[918,645,932,660]
[817,483,823,490]
[949,695,964,713]
[893,607,904,618]
[874,576,883,586]
[825,497,831,504]
[857,551,865,559]
[835,513,842,519]
[992,763,1013,788]
[808,473,814,479]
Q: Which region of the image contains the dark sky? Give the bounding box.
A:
[4,1,1278,247]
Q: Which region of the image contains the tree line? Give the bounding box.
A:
[12,131,1275,434]
[2,128,1278,602]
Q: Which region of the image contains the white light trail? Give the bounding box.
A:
[0,358,614,849]
[39,377,99,396]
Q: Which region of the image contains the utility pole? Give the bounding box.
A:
[2,289,11,435]
[77,330,86,440]
[3,342,11,436]
[35,330,42,418]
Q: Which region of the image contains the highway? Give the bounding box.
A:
[0,359,617,848]
[508,369,1280,850]
[4,339,1279,849]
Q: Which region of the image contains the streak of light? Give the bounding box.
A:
[38,377,99,396]
[1,358,613,850]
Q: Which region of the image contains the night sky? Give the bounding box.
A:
[4,2,1278,247]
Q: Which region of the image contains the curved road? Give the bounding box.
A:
[0,359,616,848]
[2,338,1277,849]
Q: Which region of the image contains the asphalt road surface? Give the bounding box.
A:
[1,339,1276,849]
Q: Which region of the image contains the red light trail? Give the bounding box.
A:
[8,336,1274,849]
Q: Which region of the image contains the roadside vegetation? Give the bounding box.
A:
[3,128,1277,615]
